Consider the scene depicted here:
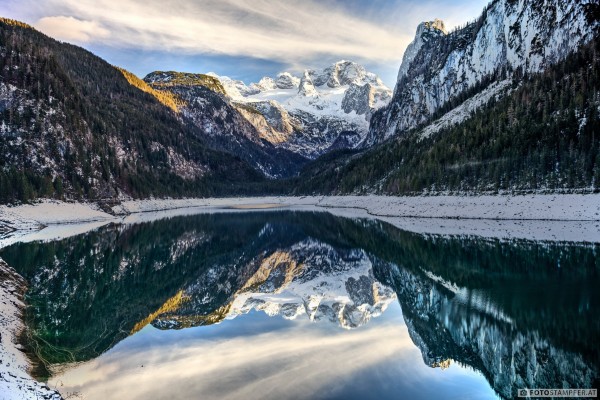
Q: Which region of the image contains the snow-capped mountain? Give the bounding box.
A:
[202,61,392,158]
[152,237,396,330]
[225,239,396,329]
[143,71,308,178]
[144,61,390,161]
[367,0,600,145]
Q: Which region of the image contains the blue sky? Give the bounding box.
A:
[1,0,490,87]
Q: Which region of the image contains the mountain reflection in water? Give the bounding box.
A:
[1,211,598,399]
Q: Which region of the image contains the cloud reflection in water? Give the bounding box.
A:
[50,304,497,400]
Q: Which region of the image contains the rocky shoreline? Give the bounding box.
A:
[0,260,62,399]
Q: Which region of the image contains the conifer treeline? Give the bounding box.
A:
[1,17,599,203]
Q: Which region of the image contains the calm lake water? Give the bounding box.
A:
[1,211,598,399]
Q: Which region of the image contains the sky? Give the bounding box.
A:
[1,0,490,87]
[49,304,496,399]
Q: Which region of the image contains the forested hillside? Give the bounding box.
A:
[1,10,599,204]
[295,38,600,194]
[144,73,310,178]
[366,0,599,145]
[0,18,265,203]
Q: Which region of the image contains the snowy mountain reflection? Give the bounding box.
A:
[1,211,598,399]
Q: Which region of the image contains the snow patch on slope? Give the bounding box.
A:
[420,80,513,139]
[226,240,396,329]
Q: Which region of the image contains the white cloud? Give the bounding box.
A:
[49,320,419,399]
[0,0,489,84]
[30,0,412,67]
[48,310,494,399]
[35,15,110,42]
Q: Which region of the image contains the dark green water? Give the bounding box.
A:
[1,211,598,399]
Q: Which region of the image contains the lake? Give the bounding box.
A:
[1,211,598,399]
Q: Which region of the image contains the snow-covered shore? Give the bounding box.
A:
[0,260,62,399]
[1,194,599,246]
[112,194,600,220]
[117,195,600,243]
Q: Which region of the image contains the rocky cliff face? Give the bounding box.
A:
[154,238,396,330]
[376,262,599,399]
[366,0,600,145]
[275,72,300,89]
[200,60,391,158]
[396,19,448,83]
[298,71,318,97]
[144,72,308,178]
[341,83,391,120]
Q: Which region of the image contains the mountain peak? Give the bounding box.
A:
[143,70,226,94]
[417,19,447,37]
[276,72,300,89]
[306,60,385,89]
[256,76,277,91]
[298,70,318,97]
[229,60,386,94]
[397,19,447,82]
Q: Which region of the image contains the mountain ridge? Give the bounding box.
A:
[295,34,600,194]
[367,0,600,144]
[0,17,274,202]
[295,0,600,195]
[1,0,599,203]
[145,60,392,159]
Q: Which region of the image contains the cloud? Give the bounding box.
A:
[35,16,110,42]
[1,0,490,85]
[49,319,419,399]
[29,0,412,68]
[48,309,495,399]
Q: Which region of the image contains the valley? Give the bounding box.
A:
[0,0,598,201]
[0,0,599,398]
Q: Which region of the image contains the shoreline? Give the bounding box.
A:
[0,194,599,246]
[0,260,62,399]
[111,194,600,221]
